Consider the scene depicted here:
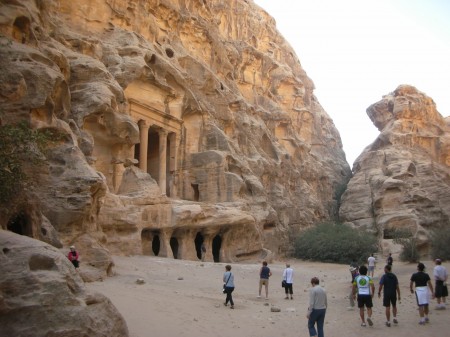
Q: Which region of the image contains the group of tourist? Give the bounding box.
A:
[351,254,448,330]
[222,261,327,337]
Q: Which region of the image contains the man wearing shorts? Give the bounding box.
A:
[378,264,400,327]
[353,265,375,327]
[258,261,272,299]
[433,259,448,310]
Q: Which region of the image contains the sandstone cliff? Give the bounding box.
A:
[0,0,351,266]
[340,85,450,254]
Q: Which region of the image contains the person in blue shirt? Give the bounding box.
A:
[258,261,272,299]
[223,265,235,309]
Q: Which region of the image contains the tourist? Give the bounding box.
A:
[258,261,272,299]
[223,265,235,309]
[433,258,448,310]
[378,264,401,327]
[67,245,79,269]
[282,263,294,300]
[410,262,434,325]
[348,266,359,308]
[307,277,327,337]
[367,253,376,278]
[353,265,375,327]
[386,253,393,267]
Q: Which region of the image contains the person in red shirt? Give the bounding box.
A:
[68,246,80,269]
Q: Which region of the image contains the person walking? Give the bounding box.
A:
[223,265,235,309]
[410,262,434,325]
[353,265,375,327]
[67,246,80,269]
[386,253,393,267]
[258,261,272,299]
[282,263,294,300]
[367,254,376,278]
[433,258,448,310]
[307,277,327,337]
[348,266,359,309]
[378,264,401,327]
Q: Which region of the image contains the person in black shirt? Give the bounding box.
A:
[410,262,434,325]
[378,264,400,327]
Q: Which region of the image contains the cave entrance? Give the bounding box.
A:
[7,211,32,237]
[194,232,204,260]
[170,237,179,259]
[212,235,222,263]
[152,234,161,256]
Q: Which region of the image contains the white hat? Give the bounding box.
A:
[70,246,75,249]
[350,267,357,272]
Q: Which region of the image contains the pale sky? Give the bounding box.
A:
[254,0,450,165]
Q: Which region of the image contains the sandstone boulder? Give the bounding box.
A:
[0,230,129,337]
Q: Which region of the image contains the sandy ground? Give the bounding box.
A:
[86,256,450,337]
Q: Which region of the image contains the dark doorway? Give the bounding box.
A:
[134,143,140,167]
[141,228,153,255]
[7,211,32,237]
[194,232,204,260]
[212,235,222,262]
[191,184,199,201]
[152,235,160,256]
[170,237,179,259]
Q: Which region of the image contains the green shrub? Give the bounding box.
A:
[392,229,419,262]
[293,222,378,264]
[0,121,55,206]
[430,226,450,260]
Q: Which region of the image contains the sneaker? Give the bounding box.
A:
[290,297,293,300]
[285,296,289,300]
[367,317,373,326]
[257,295,261,298]
[361,323,366,327]
[393,318,398,324]
[419,321,425,325]
[223,302,227,306]
[425,317,429,323]
[230,305,234,309]
[385,322,391,327]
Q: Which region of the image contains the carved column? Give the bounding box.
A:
[158,129,168,195]
[138,120,149,173]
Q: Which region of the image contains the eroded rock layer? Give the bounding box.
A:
[0,0,350,266]
[340,85,450,254]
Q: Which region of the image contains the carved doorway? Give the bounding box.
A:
[194,232,204,260]
[170,237,179,259]
[212,235,222,262]
[152,234,161,256]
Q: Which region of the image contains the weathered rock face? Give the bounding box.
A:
[340,85,450,254]
[0,230,129,337]
[0,0,350,265]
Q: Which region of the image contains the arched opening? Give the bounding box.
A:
[7,211,32,237]
[191,184,199,201]
[194,232,204,260]
[170,237,179,259]
[12,16,30,43]
[152,234,160,256]
[212,235,222,262]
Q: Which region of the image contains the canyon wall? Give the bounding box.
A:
[0,0,350,268]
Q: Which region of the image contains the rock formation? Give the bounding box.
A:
[0,0,350,266]
[0,229,129,337]
[340,85,450,254]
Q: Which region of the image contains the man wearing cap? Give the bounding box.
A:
[68,246,80,269]
[434,259,448,310]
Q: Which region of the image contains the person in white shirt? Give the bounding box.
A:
[367,254,376,278]
[434,259,448,309]
[282,263,294,300]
